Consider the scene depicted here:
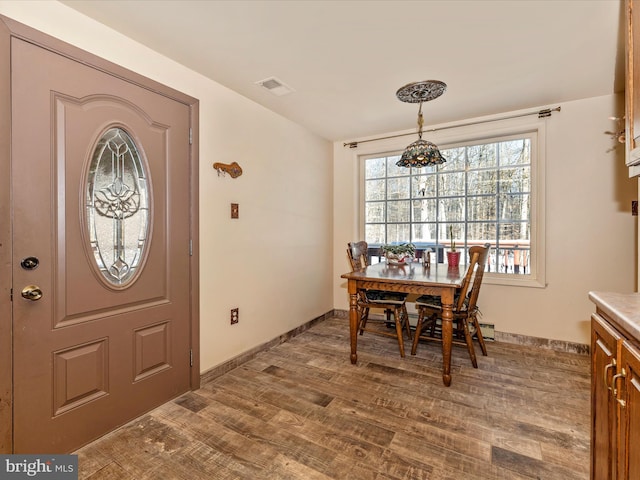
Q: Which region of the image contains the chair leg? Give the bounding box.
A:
[401,304,412,341]
[461,319,478,368]
[429,316,437,336]
[470,312,488,356]
[393,306,405,357]
[358,307,369,335]
[385,308,393,328]
[411,307,425,355]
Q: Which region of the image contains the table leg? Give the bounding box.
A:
[348,282,358,364]
[440,287,454,386]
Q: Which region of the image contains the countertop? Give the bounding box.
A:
[589,291,640,342]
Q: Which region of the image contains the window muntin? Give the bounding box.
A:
[362,133,536,280]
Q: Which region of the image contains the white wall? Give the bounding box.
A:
[333,94,637,346]
[0,1,334,372]
[1,1,632,358]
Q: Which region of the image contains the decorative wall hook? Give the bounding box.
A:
[213,161,243,178]
[607,116,626,144]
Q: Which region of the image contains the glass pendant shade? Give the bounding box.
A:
[396,138,446,167]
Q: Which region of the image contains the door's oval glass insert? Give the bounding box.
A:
[86,127,150,286]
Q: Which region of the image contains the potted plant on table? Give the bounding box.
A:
[446,226,460,267]
[380,242,415,265]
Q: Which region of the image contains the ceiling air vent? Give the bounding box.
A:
[255,76,295,97]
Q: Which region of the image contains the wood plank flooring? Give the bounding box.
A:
[75,316,590,479]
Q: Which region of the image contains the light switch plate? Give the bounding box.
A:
[231,203,239,219]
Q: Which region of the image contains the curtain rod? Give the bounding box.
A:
[342,106,561,149]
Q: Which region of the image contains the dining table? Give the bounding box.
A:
[341,260,465,386]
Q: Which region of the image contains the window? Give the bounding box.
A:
[361,130,544,287]
[86,127,150,287]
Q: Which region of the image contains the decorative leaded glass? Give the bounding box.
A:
[86,127,150,286]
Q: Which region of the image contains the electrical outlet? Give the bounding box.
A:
[230,308,239,325]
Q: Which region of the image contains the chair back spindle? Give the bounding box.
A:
[455,250,480,312]
[464,244,491,314]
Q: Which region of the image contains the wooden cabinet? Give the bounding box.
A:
[626,0,640,171]
[591,311,640,480]
[627,0,637,159]
[618,340,640,479]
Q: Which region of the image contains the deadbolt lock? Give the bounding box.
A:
[20,257,39,270]
[21,285,43,301]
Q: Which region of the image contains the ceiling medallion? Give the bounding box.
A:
[396,80,447,104]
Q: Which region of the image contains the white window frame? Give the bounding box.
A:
[356,117,546,288]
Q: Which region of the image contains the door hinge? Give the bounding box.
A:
[189,239,193,256]
[10,288,12,301]
[189,128,193,145]
[190,349,193,367]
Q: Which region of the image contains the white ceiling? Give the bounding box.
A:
[60,0,624,142]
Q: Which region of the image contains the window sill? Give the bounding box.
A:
[483,272,546,288]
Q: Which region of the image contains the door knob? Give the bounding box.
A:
[21,285,43,301]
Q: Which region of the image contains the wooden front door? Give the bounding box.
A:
[9,32,198,453]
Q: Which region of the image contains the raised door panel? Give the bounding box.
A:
[591,313,621,480]
[618,340,640,480]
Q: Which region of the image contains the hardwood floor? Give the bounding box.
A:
[75,316,590,479]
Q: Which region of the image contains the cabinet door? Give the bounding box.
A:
[627,0,640,155]
[592,314,621,480]
[618,340,640,480]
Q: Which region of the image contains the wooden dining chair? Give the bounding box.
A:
[347,241,412,357]
[410,244,491,367]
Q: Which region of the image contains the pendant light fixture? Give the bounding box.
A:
[396,80,447,168]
